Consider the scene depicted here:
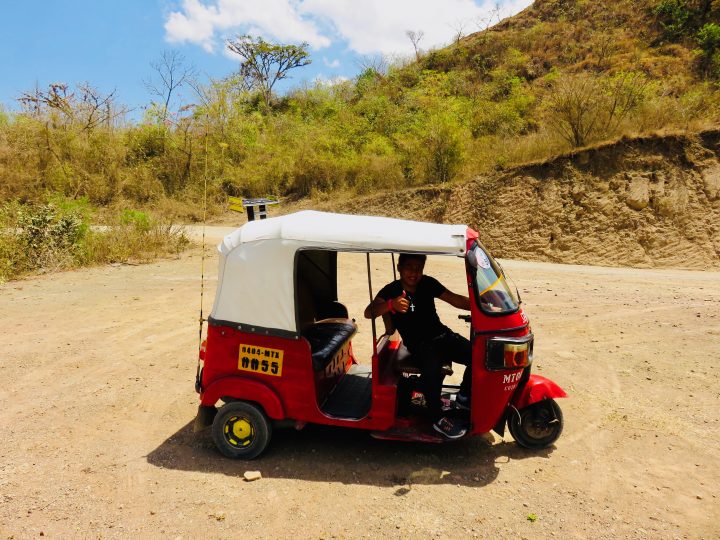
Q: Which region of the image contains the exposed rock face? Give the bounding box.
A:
[703,165,720,201]
[320,130,720,269]
[625,174,650,210]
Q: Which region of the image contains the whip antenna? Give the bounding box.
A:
[195,114,209,392]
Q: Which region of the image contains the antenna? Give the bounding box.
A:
[195,114,209,393]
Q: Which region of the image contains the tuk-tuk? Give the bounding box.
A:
[194,211,566,459]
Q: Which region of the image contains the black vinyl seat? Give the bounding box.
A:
[302,319,357,372]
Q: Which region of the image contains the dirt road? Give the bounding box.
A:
[1,231,719,539]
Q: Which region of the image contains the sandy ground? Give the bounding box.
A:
[1,226,719,539]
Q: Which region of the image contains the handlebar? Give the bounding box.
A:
[457,314,472,323]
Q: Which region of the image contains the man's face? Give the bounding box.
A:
[398,259,425,290]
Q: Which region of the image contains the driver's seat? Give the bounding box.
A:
[393,343,453,377]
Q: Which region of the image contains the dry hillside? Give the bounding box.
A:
[293,129,720,270]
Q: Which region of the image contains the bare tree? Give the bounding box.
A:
[594,31,619,71]
[145,50,197,123]
[450,21,466,45]
[545,72,648,147]
[406,30,425,61]
[354,54,390,78]
[475,3,502,33]
[226,35,311,106]
[76,83,122,131]
[18,82,124,131]
[19,83,74,122]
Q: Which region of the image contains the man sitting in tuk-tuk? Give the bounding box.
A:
[364,253,472,439]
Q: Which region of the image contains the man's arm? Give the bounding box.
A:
[364,292,410,319]
[439,289,471,310]
[364,297,388,319]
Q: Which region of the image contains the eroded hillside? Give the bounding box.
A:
[302,130,720,269]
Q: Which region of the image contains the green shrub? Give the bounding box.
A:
[120,209,151,233]
[654,0,693,40]
[696,23,720,76]
[697,23,720,55]
[0,200,189,282]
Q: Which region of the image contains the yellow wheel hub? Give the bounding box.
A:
[224,416,254,447]
[232,419,252,439]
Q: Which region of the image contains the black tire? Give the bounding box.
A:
[211,401,272,459]
[508,399,563,450]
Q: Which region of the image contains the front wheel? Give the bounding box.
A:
[508,399,563,450]
[211,401,272,459]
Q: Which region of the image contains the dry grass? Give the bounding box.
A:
[0,203,190,282]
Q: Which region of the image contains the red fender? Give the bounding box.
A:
[200,377,285,420]
[512,374,567,410]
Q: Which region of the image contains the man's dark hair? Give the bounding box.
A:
[398,253,427,267]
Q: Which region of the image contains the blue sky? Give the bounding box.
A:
[1,0,532,119]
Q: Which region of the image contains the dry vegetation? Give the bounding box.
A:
[1,0,719,280]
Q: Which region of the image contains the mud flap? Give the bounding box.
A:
[193,405,217,432]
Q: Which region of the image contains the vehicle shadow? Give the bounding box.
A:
[146,420,556,489]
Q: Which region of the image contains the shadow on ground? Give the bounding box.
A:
[146,420,555,489]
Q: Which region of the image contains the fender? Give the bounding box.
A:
[511,374,567,410]
[200,376,285,420]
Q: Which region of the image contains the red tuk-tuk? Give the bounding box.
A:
[194,211,566,458]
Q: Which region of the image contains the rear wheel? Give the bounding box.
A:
[211,401,272,459]
[508,399,563,450]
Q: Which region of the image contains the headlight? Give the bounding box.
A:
[486,334,534,371]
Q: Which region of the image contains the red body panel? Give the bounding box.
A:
[200,323,397,431]
[201,376,285,419]
[467,328,529,434]
[511,374,568,410]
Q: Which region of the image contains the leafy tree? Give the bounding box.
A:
[226,35,311,106]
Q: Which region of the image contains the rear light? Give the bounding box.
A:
[486,334,533,371]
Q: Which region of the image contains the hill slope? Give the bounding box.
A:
[298,129,720,270]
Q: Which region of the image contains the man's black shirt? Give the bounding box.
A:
[377,276,449,352]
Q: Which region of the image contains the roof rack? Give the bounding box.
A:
[229,196,279,221]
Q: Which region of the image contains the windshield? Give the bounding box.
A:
[466,242,519,315]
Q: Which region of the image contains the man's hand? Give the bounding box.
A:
[364,291,408,319]
[392,290,409,313]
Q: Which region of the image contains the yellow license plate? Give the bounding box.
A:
[238,344,284,377]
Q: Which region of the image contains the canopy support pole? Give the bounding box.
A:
[367,253,377,356]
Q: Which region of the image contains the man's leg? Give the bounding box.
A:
[444,332,472,399]
[417,335,469,439]
[416,340,444,422]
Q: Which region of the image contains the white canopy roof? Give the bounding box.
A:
[210,211,469,333]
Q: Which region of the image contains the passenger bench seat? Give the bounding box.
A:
[302,318,357,372]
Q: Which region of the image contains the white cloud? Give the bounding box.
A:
[302,0,507,55]
[165,0,533,56]
[314,74,349,86]
[323,57,340,69]
[165,0,331,52]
